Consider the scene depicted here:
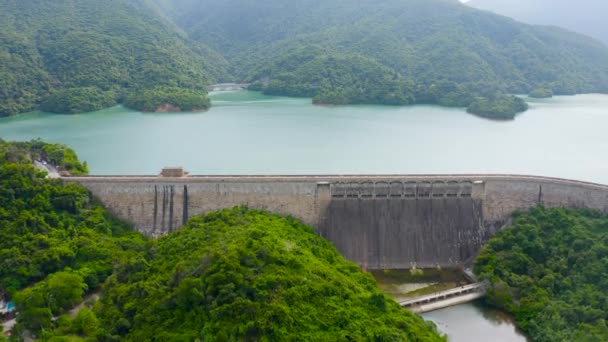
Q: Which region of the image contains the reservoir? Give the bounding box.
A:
[1,91,606,341]
[0,91,607,184]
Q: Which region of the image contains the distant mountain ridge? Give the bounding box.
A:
[152,0,608,113]
[2,0,608,116]
[466,0,608,45]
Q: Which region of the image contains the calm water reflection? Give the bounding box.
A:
[423,301,527,342]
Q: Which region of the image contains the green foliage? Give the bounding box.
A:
[474,207,608,341]
[94,207,445,341]
[248,49,416,105]
[14,271,87,318]
[124,87,211,112]
[0,139,88,175]
[466,95,529,119]
[0,0,229,116]
[0,141,147,333]
[158,0,608,107]
[1,140,443,340]
[40,87,117,114]
[5,0,608,113]
[529,88,554,98]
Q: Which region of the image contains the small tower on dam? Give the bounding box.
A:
[160,167,188,178]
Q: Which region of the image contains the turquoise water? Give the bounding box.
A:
[1,90,606,340]
[6,302,14,311]
[0,91,607,184]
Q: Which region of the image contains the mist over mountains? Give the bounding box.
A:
[2,0,608,115]
[467,0,608,45]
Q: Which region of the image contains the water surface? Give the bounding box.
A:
[0,91,606,183]
[423,301,527,342]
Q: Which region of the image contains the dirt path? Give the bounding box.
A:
[2,318,16,335]
[68,292,100,318]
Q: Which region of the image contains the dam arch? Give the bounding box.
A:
[65,174,608,269]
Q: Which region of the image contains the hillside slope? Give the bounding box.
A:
[157,0,608,110]
[93,207,446,341]
[0,0,229,116]
[467,0,608,46]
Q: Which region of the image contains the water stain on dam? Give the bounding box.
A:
[321,181,484,269]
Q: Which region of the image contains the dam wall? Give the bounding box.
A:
[66,174,608,269]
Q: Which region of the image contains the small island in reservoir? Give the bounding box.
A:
[529,88,554,98]
[123,87,210,112]
[466,95,529,120]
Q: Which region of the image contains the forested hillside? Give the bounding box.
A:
[467,0,608,45]
[89,207,445,341]
[0,140,147,336]
[3,0,608,116]
[0,0,229,116]
[475,207,608,341]
[0,140,444,340]
[156,0,608,112]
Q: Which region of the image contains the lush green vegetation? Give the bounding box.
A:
[0,139,88,176]
[0,141,147,336]
[39,87,117,114]
[475,207,608,341]
[85,207,444,341]
[156,0,608,108]
[1,140,444,340]
[249,49,416,105]
[529,88,554,99]
[0,0,229,116]
[124,87,211,112]
[466,95,529,119]
[4,0,608,113]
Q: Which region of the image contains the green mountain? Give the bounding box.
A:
[93,207,445,341]
[0,0,229,116]
[0,141,444,340]
[467,0,608,46]
[475,207,608,341]
[156,0,608,114]
[3,0,608,117]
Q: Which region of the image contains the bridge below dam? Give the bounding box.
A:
[400,282,488,313]
[65,172,608,269]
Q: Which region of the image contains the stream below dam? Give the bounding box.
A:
[1,90,607,340]
[423,301,527,341]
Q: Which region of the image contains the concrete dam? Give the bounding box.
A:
[66,173,608,269]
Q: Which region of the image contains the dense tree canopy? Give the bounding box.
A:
[0,0,228,116]
[3,0,608,114]
[249,49,416,105]
[466,95,528,119]
[529,88,554,99]
[475,207,608,342]
[0,139,88,176]
[1,140,444,341]
[39,87,117,114]
[91,207,445,341]
[123,87,211,112]
[0,140,147,336]
[155,0,608,107]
